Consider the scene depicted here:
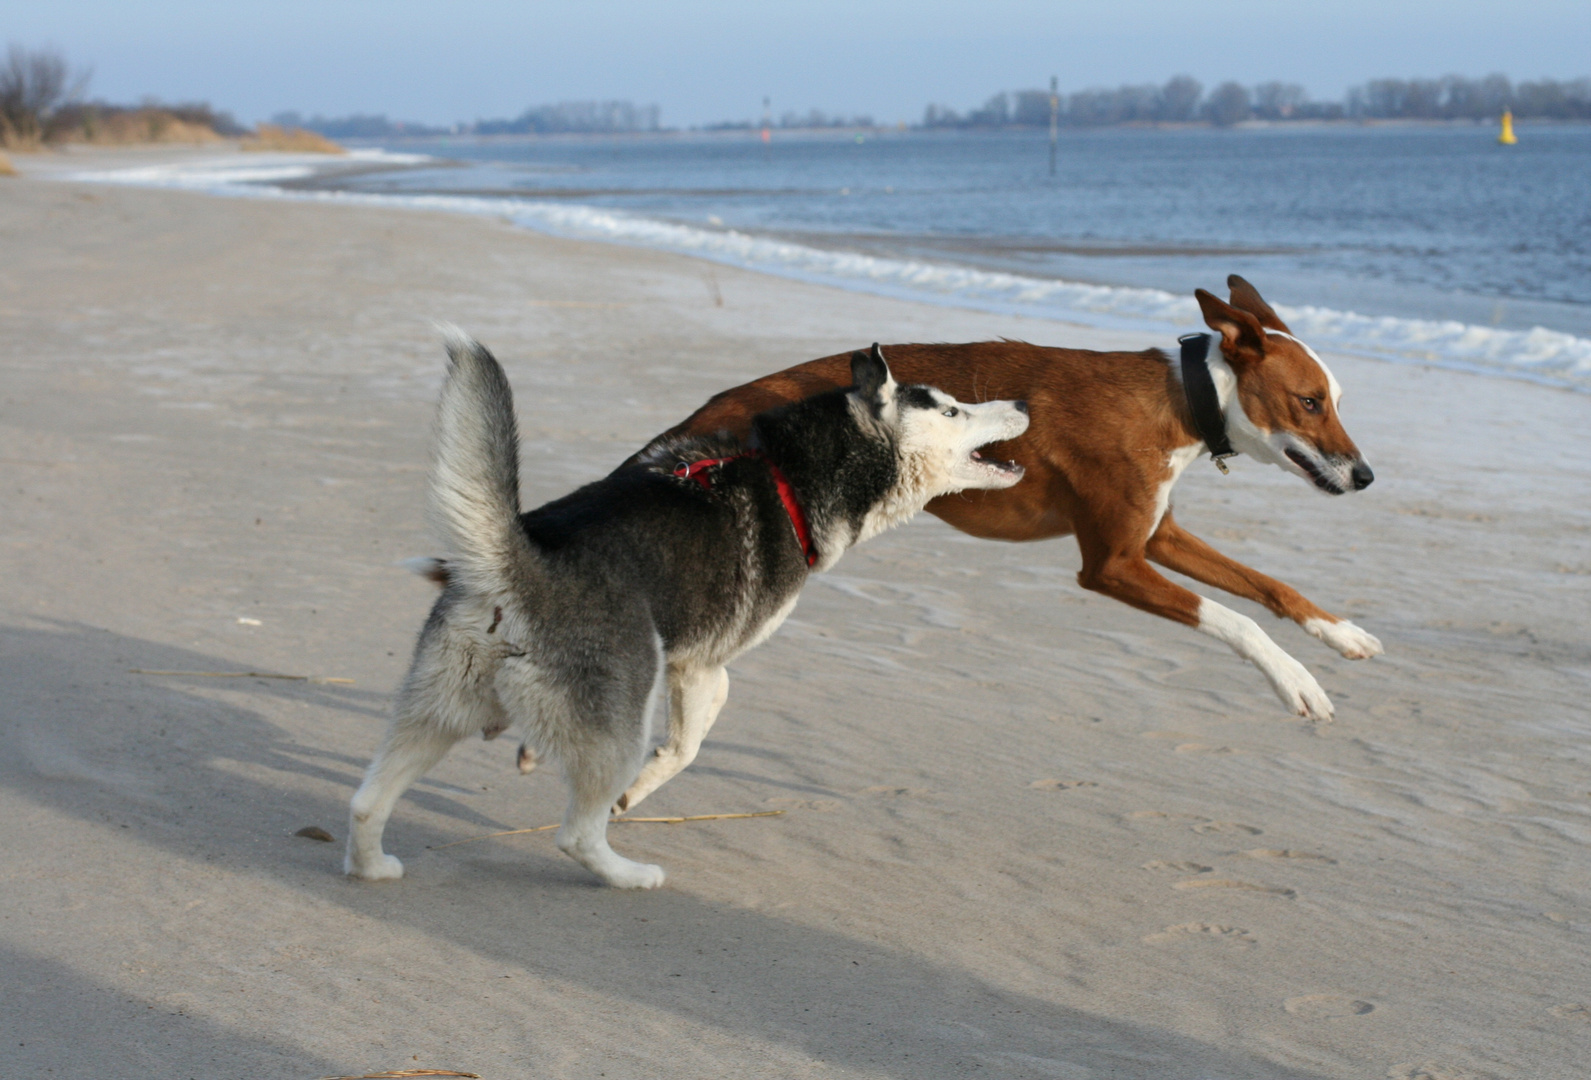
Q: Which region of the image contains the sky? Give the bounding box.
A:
[4,0,1588,127]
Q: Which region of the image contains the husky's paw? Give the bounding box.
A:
[559,832,668,889]
[1304,617,1383,660]
[1266,654,1335,722]
[345,852,405,881]
[602,859,667,890]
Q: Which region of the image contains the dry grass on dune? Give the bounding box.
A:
[91,111,220,145]
[242,123,346,154]
[38,107,224,148]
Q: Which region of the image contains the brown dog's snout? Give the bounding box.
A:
[1351,462,1375,490]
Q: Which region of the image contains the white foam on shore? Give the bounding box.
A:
[64,149,432,190]
[67,154,1591,391]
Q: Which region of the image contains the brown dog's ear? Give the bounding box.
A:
[1196,288,1268,366]
[1226,274,1290,333]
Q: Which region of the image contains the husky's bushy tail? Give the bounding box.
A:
[428,327,529,595]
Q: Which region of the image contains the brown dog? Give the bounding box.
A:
[646,276,1381,720]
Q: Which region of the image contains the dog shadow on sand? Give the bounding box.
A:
[0,620,1334,1080]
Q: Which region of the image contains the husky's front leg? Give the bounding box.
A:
[615,664,729,814]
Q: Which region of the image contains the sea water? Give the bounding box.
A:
[72,125,1591,389]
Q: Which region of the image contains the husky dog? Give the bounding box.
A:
[345,332,1030,889]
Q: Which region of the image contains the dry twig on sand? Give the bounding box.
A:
[129,669,354,684]
[316,1070,482,1080]
[429,811,785,850]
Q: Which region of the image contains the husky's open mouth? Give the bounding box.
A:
[970,447,1024,479]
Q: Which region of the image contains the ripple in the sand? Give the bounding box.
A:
[859,785,929,797]
[1387,1062,1498,1080]
[762,796,842,812]
[1173,878,1295,898]
[1141,860,1212,873]
[983,1050,1094,1078]
[1127,810,1204,822]
[1284,994,1374,1019]
[1142,922,1256,946]
[1243,848,1336,863]
[1548,1002,1591,1022]
[1191,820,1263,835]
[1174,742,1235,755]
[1027,778,1099,790]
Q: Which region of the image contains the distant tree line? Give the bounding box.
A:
[923,73,1591,129]
[474,100,660,135]
[1347,75,1590,120]
[269,112,450,139]
[705,107,876,132]
[277,100,663,138]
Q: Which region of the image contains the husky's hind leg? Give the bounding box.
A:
[553,641,667,889]
[346,717,462,880]
[615,664,728,814]
[558,767,666,889]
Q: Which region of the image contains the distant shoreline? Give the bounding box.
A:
[331,117,1591,146]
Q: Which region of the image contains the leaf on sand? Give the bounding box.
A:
[295,826,335,842]
[129,668,353,684]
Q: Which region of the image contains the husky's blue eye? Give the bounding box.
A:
[943,407,959,418]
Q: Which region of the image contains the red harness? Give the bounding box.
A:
[673,452,817,567]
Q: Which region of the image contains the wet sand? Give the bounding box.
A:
[2,151,1589,1079]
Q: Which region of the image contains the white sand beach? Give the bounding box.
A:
[2,150,1589,1080]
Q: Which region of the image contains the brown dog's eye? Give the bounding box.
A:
[1300,396,1320,413]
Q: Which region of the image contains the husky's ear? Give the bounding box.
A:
[1226,274,1290,333]
[850,343,895,409]
[1196,288,1268,366]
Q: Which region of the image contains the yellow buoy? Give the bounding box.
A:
[1498,109,1517,145]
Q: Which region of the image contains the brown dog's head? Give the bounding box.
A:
[1194,275,1373,495]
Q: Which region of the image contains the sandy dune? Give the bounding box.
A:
[2,153,1589,1079]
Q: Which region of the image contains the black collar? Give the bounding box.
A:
[1178,332,1237,473]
